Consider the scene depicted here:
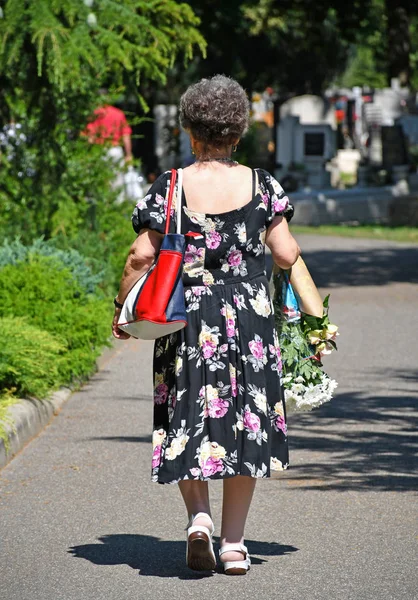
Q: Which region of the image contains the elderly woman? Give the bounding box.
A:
[112,75,300,575]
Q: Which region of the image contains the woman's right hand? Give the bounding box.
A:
[112,308,131,340]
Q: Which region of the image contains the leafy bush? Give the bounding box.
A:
[0,318,66,399]
[0,257,111,382]
[0,238,105,295]
[0,1,205,243]
[53,199,137,292]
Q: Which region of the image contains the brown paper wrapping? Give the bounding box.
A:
[273,257,323,318]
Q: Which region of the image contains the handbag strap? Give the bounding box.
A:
[165,168,183,235]
[165,169,177,235]
[176,168,183,235]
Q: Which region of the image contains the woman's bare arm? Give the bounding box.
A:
[265,215,300,270]
[112,229,162,339]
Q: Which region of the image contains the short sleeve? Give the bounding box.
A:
[131,171,171,234]
[257,169,290,227]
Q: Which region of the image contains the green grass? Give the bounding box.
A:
[291,225,418,244]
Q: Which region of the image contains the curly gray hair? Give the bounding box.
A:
[179,75,250,147]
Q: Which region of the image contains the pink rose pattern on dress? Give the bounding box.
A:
[243,410,261,432]
[249,339,264,360]
[206,230,222,249]
[273,195,288,214]
[228,249,242,267]
[152,445,162,468]
[269,343,283,372]
[230,376,237,398]
[201,456,224,478]
[184,244,204,264]
[220,302,237,341]
[207,396,229,418]
[142,169,289,483]
[275,415,287,435]
[154,383,168,404]
[202,339,217,359]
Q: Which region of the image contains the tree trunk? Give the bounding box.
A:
[385,0,411,86]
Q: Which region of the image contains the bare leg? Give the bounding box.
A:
[178,480,212,528]
[220,475,256,563]
[179,480,216,570]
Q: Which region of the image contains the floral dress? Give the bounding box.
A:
[132,168,290,484]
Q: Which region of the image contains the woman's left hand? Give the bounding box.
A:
[112,308,131,340]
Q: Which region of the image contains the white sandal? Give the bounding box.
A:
[219,543,251,575]
[186,512,216,571]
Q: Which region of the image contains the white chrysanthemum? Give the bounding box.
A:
[292,383,305,394]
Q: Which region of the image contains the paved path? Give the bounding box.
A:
[1,235,417,600]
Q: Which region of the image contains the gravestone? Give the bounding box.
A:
[276,115,336,188]
[381,125,408,168]
[280,94,336,127]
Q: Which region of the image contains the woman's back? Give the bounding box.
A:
[182,163,253,215]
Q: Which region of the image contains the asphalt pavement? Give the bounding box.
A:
[1,234,417,600]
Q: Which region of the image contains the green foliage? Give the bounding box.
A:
[273,272,328,386]
[0,238,105,295]
[0,391,18,451]
[0,0,205,101]
[0,0,205,241]
[52,196,137,292]
[176,0,417,96]
[0,318,66,399]
[0,257,112,382]
[179,0,373,95]
[235,122,259,167]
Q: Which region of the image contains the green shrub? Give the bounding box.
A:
[0,257,111,382]
[0,238,105,295]
[0,318,66,399]
[53,199,136,292]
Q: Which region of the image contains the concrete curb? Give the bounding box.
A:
[0,389,72,469]
[0,342,120,470]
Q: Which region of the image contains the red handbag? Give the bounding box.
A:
[117,169,187,339]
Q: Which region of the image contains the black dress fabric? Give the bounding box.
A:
[132,168,290,483]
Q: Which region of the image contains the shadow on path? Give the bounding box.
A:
[284,382,418,493]
[69,534,298,578]
[266,241,418,288]
[297,246,418,287]
[88,435,152,443]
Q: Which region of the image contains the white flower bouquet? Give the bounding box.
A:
[273,269,339,413]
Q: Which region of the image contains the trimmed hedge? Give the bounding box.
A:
[0,317,66,399]
[0,255,111,383]
[0,238,105,295]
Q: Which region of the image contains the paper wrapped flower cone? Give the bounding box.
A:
[273,257,323,317]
